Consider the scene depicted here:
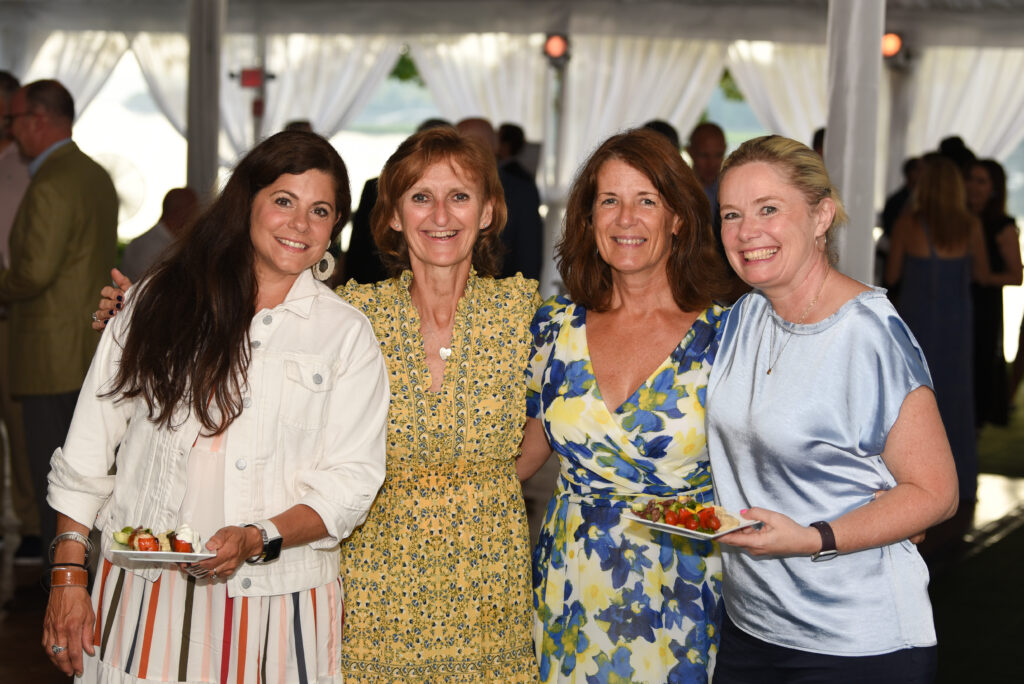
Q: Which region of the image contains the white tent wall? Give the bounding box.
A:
[3,0,1024,286]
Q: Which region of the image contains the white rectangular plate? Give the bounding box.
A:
[111,543,214,564]
[622,511,762,540]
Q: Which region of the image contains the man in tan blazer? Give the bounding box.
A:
[0,80,117,552]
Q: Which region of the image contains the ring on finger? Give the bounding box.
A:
[51,644,67,655]
[91,312,99,322]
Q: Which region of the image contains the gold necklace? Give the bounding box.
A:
[766,267,830,375]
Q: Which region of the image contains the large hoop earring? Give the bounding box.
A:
[312,251,335,281]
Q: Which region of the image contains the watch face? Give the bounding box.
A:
[263,536,284,562]
[812,549,838,562]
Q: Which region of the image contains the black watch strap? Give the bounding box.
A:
[810,520,838,562]
[245,520,283,564]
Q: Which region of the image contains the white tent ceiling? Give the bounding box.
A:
[2,0,1023,289]
[1,0,1023,45]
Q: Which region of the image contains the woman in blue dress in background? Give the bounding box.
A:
[516,129,737,683]
[886,153,994,505]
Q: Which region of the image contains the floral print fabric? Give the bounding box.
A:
[337,272,541,683]
[526,295,727,684]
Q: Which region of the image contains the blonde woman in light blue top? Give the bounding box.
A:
[706,135,958,684]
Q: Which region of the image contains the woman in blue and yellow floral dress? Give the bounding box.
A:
[517,129,742,683]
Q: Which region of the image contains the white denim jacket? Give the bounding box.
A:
[48,270,389,597]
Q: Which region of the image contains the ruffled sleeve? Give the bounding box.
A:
[525,294,572,419]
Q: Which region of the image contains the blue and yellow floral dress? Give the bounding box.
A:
[526,295,727,684]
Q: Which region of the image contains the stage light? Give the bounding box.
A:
[544,34,569,68]
[882,33,903,59]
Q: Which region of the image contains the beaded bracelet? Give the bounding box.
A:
[50,566,89,588]
[48,531,93,565]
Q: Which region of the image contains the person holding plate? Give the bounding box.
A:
[516,128,738,683]
[43,131,389,682]
[707,135,957,683]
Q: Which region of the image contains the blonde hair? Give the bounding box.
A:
[719,135,848,265]
[913,153,972,250]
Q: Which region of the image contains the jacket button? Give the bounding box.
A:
[242,397,252,408]
[241,578,251,589]
[263,315,273,325]
[312,373,323,385]
[235,458,247,470]
[252,340,261,348]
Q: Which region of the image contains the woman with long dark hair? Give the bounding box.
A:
[44,131,389,683]
[966,159,1022,426]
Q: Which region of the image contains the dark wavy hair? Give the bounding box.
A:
[974,159,1010,224]
[371,127,506,277]
[105,130,350,433]
[558,128,734,312]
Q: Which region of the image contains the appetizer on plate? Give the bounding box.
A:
[113,523,201,553]
[629,496,741,535]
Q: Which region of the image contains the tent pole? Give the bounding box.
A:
[186,0,226,202]
[825,0,884,285]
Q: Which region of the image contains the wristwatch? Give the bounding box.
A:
[244,519,283,564]
[810,520,838,562]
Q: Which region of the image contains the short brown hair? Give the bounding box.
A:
[371,127,506,277]
[558,128,734,311]
[720,135,847,265]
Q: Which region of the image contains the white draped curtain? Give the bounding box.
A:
[135,32,403,167]
[558,35,726,190]
[131,32,190,135]
[406,33,548,139]
[725,41,827,143]
[24,30,131,118]
[906,46,1024,161]
[262,34,402,140]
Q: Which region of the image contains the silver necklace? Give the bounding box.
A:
[439,345,453,361]
[766,267,830,376]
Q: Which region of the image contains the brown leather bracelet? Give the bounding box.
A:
[50,567,89,587]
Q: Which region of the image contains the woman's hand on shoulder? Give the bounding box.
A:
[716,507,820,557]
[92,268,132,331]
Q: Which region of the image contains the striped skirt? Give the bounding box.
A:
[82,559,344,683]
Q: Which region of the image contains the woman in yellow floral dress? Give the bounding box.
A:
[335,127,539,682]
[517,129,739,683]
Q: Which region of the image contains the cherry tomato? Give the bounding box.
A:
[664,510,680,526]
[698,507,716,526]
[172,538,193,553]
[136,535,159,551]
[682,513,700,530]
[706,514,721,531]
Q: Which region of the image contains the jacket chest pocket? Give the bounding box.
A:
[280,358,335,430]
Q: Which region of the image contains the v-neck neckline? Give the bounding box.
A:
[398,269,475,398]
[579,304,703,417]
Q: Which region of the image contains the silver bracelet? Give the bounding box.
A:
[49,531,94,565]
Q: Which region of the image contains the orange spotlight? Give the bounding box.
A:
[882,33,903,58]
[544,34,569,67]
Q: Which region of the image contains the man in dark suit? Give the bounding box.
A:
[458,117,543,280]
[0,80,118,551]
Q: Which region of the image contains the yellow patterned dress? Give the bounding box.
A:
[336,270,541,682]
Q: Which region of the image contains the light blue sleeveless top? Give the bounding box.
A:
[707,287,938,656]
